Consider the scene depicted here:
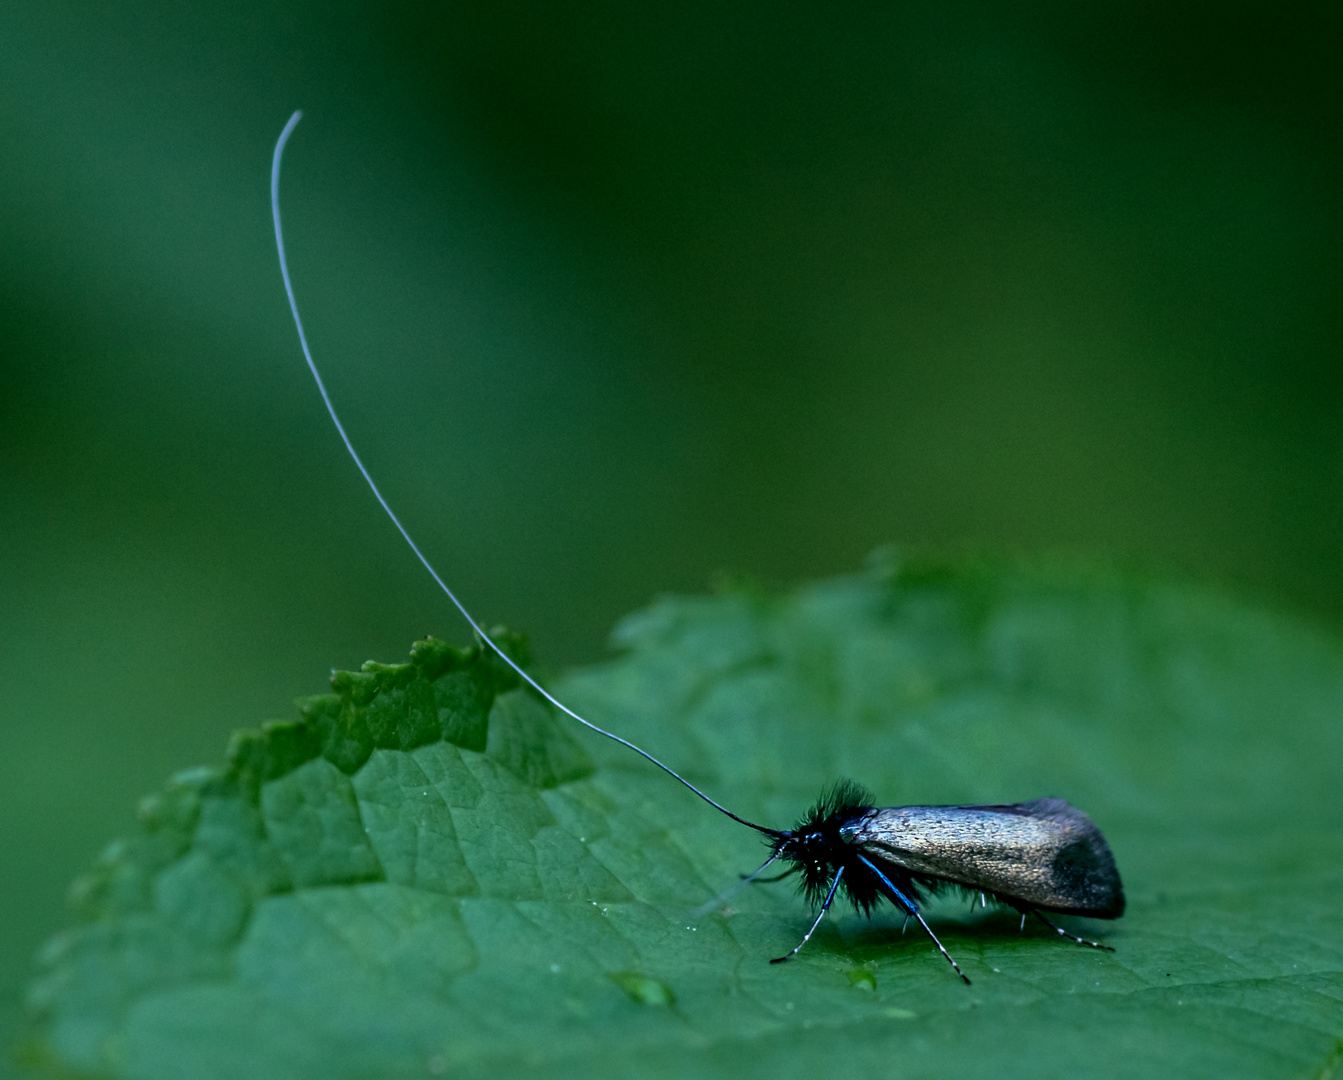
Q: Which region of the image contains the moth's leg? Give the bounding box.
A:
[769,865,845,964]
[744,866,799,884]
[1028,907,1114,952]
[857,855,970,985]
[690,854,781,920]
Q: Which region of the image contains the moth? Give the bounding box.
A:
[756,780,1124,982]
[270,112,1125,985]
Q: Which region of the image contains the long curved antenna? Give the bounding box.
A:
[270,111,780,838]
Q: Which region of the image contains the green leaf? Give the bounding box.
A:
[22,559,1343,1079]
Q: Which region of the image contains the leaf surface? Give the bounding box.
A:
[24,560,1343,1079]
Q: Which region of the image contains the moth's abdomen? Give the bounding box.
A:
[850,798,1124,917]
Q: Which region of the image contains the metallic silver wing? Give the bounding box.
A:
[841,798,1124,917]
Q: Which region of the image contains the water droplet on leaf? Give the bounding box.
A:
[608,972,675,1006]
[847,969,877,992]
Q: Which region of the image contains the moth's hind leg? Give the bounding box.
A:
[1020,905,1115,952]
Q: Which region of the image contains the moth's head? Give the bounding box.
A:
[771,828,835,908]
[771,778,877,905]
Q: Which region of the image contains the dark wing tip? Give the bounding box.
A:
[970,798,1126,918]
[1035,799,1126,918]
[1096,886,1126,919]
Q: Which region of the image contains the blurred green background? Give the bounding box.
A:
[2,0,1341,1046]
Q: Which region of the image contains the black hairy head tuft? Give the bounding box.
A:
[772,778,882,912]
[795,778,875,832]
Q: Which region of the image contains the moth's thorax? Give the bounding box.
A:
[837,812,875,845]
